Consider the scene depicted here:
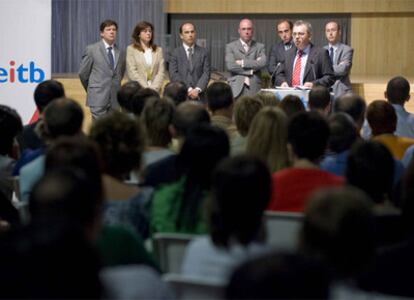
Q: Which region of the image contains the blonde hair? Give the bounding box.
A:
[246,107,290,172]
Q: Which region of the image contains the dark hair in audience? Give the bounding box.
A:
[0,105,22,155]
[334,94,366,130]
[207,82,234,112]
[172,101,210,137]
[278,95,305,118]
[288,111,330,162]
[131,21,157,52]
[30,168,103,232]
[227,252,330,299]
[234,96,263,136]
[45,136,103,184]
[142,97,175,147]
[117,81,142,112]
[163,81,188,105]
[300,187,374,279]
[39,97,83,141]
[176,124,229,230]
[327,113,358,153]
[346,140,394,204]
[90,111,145,179]
[309,86,331,112]
[100,19,118,31]
[277,19,293,30]
[33,79,65,112]
[179,22,196,34]
[130,88,160,116]
[254,91,280,107]
[386,76,410,105]
[210,156,270,248]
[366,100,397,135]
[0,216,102,298]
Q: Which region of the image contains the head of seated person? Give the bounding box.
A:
[234,96,263,137]
[163,81,188,106]
[308,85,331,116]
[327,112,358,154]
[386,76,410,106]
[117,81,142,113]
[278,95,305,119]
[129,88,159,117]
[334,93,366,132]
[366,100,397,136]
[207,82,234,117]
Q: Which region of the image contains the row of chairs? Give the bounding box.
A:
[153,211,304,274]
[155,212,302,299]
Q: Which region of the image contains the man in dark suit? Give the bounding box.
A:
[168,22,211,100]
[225,19,266,99]
[267,19,294,85]
[79,19,126,120]
[324,20,354,99]
[275,20,334,89]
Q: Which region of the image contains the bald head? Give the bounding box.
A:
[238,19,254,43]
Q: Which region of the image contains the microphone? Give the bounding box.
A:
[271,62,282,87]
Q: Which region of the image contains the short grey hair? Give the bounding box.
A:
[293,20,313,35]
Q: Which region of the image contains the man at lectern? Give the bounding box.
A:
[275,20,334,89]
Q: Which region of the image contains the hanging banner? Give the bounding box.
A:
[0,0,51,124]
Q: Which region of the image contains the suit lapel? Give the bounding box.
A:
[113,45,120,70]
[304,45,316,79]
[99,42,111,70]
[335,43,343,65]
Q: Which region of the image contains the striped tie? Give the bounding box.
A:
[292,50,303,87]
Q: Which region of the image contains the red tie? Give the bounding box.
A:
[292,50,303,87]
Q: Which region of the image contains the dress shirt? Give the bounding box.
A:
[102,39,116,66]
[293,45,310,85]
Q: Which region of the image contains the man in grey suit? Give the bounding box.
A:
[324,21,354,99]
[79,19,126,120]
[169,22,210,101]
[276,20,334,89]
[225,19,266,99]
[267,19,294,85]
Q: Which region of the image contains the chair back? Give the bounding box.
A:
[264,211,303,250]
[163,273,225,300]
[153,233,197,273]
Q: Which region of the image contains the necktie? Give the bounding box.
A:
[188,47,193,70]
[243,43,250,86]
[329,47,334,65]
[107,47,115,70]
[292,50,303,87]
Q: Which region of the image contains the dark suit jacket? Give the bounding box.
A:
[275,43,335,88]
[267,40,294,81]
[168,44,210,92]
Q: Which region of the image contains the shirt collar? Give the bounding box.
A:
[102,39,114,49]
[183,43,194,52]
[240,39,251,48]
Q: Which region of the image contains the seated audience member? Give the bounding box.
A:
[117,81,142,113]
[17,79,65,152]
[90,112,151,239]
[359,158,414,297]
[42,138,159,270]
[278,94,305,118]
[346,140,404,247]
[19,98,84,202]
[346,140,399,214]
[308,85,331,116]
[226,252,330,299]
[254,91,280,107]
[0,105,23,200]
[181,156,271,281]
[130,88,160,117]
[141,97,175,167]
[150,124,229,236]
[385,76,414,138]
[267,111,343,212]
[232,96,263,155]
[246,107,290,172]
[334,93,366,134]
[320,113,358,176]
[163,81,188,106]
[207,82,238,141]
[367,100,414,159]
[402,144,414,167]
[300,187,375,281]
[143,101,210,187]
